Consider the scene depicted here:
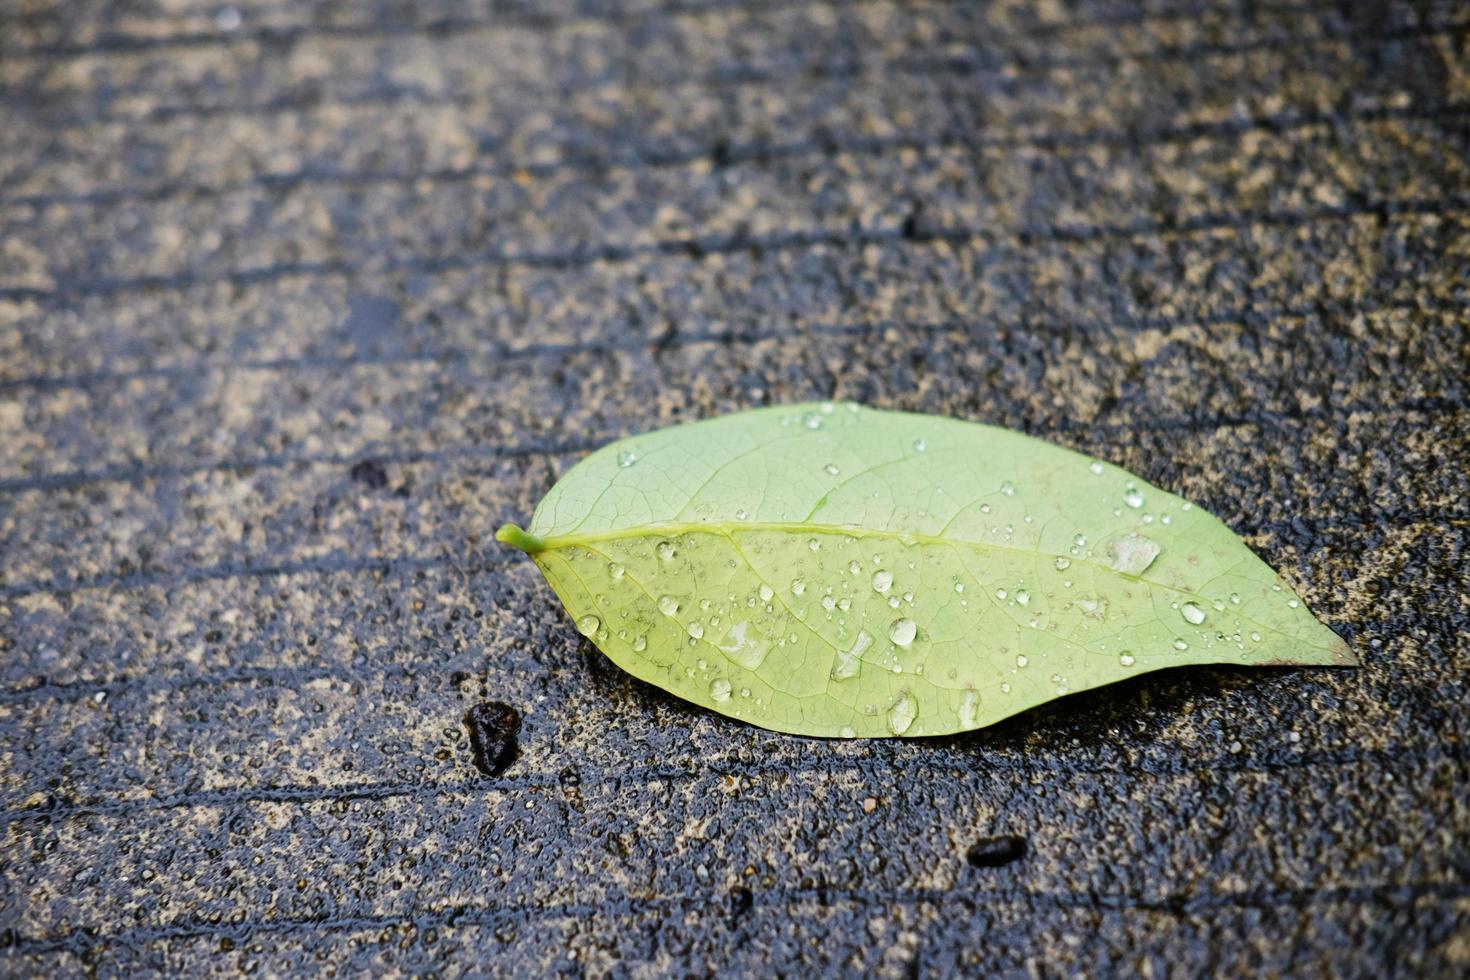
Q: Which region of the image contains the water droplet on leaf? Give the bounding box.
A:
[887,692,917,734]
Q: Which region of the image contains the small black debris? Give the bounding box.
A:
[965,835,1027,868]
[463,701,521,777]
[350,459,389,489]
[728,885,754,921]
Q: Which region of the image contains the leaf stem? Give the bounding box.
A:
[495,523,545,554]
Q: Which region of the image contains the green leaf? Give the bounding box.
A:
[498,403,1354,737]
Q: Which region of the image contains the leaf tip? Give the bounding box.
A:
[495,523,544,554]
[1329,634,1360,668]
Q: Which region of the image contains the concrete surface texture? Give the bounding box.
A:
[0,0,1467,975]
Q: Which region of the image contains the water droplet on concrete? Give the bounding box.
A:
[871,570,894,593]
[576,615,601,637]
[1181,602,1206,625]
[710,679,732,701]
[887,692,917,734]
[889,618,917,647]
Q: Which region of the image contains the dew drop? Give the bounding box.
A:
[1073,533,1088,548]
[686,622,705,640]
[1180,602,1206,625]
[1230,593,1242,605]
[1054,557,1071,571]
[902,592,913,603]
[802,412,823,430]
[1119,652,1136,667]
[1000,481,1016,496]
[1000,682,1011,694]
[1250,631,1262,643]
[617,450,639,468]
[824,463,840,476]
[609,564,625,581]
[887,595,901,608]
[887,692,917,735]
[1015,654,1028,668]
[1124,488,1145,509]
[979,503,991,514]
[740,687,751,698]
[709,679,732,702]
[839,726,856,738]
[995,588,1008,600]
[822,596,836,611]
[871,570,894,594]
[1287,598,1300,609]
[1015,590,1030,607]
[958,689,981,728]
[913,439,927,453]
[832,629,872,680]
[808,538,820,551]
[790,579,806,597]
[837,597,851,612]
[1173,638,1189,651]
[758,584,774,602]
[848,559,862,575]
[657,595,680,616]
[632,634,647,652]
[734,508,748,521]
[889,618,917,647]
[954,581,965,593]
[1108,533,1161,576]
[1089,461,1104,475]
[656,541,677,561]
[576,615,601,637]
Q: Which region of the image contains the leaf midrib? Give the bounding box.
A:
[532,518,1190,593]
